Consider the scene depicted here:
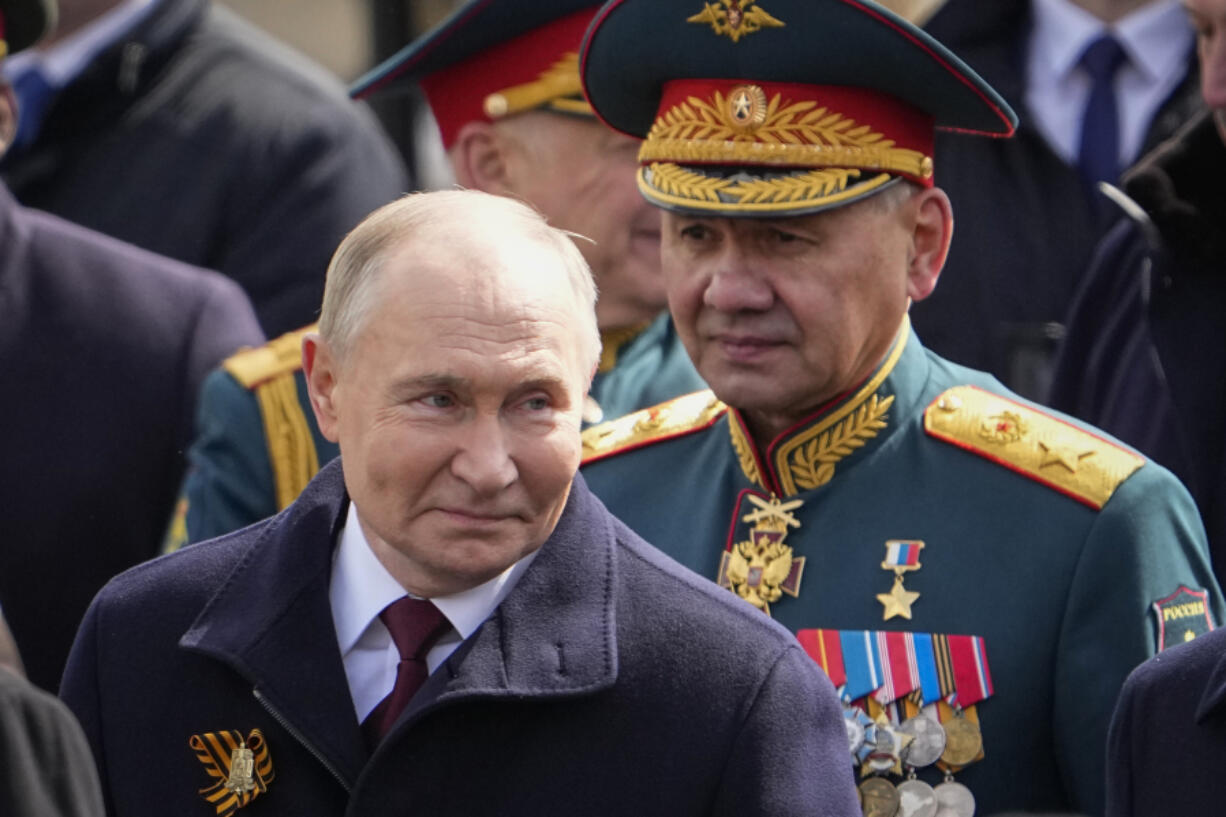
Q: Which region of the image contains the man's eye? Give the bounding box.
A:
[522,396,550,411]
[422,394,454,409]
[770,229,800,243]
[680,224,711,240]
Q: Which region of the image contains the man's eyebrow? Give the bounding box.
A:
[389,374,468,394]
[515,375,570,393]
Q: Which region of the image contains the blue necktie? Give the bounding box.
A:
[1077,34,1127,189]
[10,68,56,150]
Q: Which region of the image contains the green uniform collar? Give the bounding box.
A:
[728,315,925,498]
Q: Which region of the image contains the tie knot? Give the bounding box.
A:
[379,598,449,662]
[1079,35,1127,82]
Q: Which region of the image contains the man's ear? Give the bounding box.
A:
[904,186,953,304]
[450,120,513,193]
[302,333,341,443]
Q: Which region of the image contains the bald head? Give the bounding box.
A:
[317,189,600,373]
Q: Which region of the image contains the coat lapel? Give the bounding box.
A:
[179,459,368,787]
[395,474,619,730]
[180,462,622,772]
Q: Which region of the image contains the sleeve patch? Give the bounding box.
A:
[1153,585,1215,651]
[923,385,1144,510]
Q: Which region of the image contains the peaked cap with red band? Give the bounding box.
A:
[350,0,602,149]
[580,0,1018,216]
[0,0,54,57]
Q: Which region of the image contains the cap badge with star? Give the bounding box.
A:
[580,0,1017,217]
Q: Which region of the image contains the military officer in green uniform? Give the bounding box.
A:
[172,0,705,546]
[577,1,1222,814]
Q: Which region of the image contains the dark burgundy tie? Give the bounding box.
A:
[361,597,450,748]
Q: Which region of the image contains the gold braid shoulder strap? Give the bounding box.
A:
[222,326,320,510]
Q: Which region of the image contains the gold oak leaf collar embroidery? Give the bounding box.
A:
[189,729,274,816]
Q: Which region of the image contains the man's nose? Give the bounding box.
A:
[703,253,774,313]
[450,414,518,494]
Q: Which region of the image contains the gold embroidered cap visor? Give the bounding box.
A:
[350,0,602,149]
[580,0,1018,216]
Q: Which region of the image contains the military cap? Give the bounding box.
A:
[580,0,1017,216]
[351,0,602,149]
[0,0,53,56]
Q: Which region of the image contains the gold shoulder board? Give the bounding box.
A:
[222,324,318,389]
[221,323,321,510]
[923,385,1144,510]
[582,389,727,465]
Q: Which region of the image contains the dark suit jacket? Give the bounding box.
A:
[1,0,408,336]
[1106,625,1226,815]
[0,668,104,817]
[1050,111,1226,589]
[911,0,1201,398]
[0,184,263,691]
[61,459,859,817]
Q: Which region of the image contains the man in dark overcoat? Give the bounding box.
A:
[61,190,858,817]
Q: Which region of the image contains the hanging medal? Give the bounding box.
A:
[718,494,805,616]
[894,694,943,817]
[877,540,923,620]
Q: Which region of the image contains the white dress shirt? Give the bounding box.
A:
[329,502,538,722]
[1025,0,1193,168]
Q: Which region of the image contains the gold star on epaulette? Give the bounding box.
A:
[924,386,1144,510]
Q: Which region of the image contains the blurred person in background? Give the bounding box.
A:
[0,0,408,336]
[911,0,1202,399]
[0,0,263,692]
[1050,0,1226,587]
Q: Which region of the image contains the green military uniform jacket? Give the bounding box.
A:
[175,313,703,545]
[580,319,1222,817]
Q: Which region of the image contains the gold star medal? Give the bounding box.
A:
[718,494,805,616]
[877,540,923,621]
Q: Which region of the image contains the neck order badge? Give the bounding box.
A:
[718,493,805,614]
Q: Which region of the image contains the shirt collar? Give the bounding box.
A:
[1115,0,1193,84]
[1030,0,1106,79]
[1030,0,1191,82]
[330,501,538,655]
[4,0,157,87]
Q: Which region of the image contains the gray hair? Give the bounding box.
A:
[318,189,600,372]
